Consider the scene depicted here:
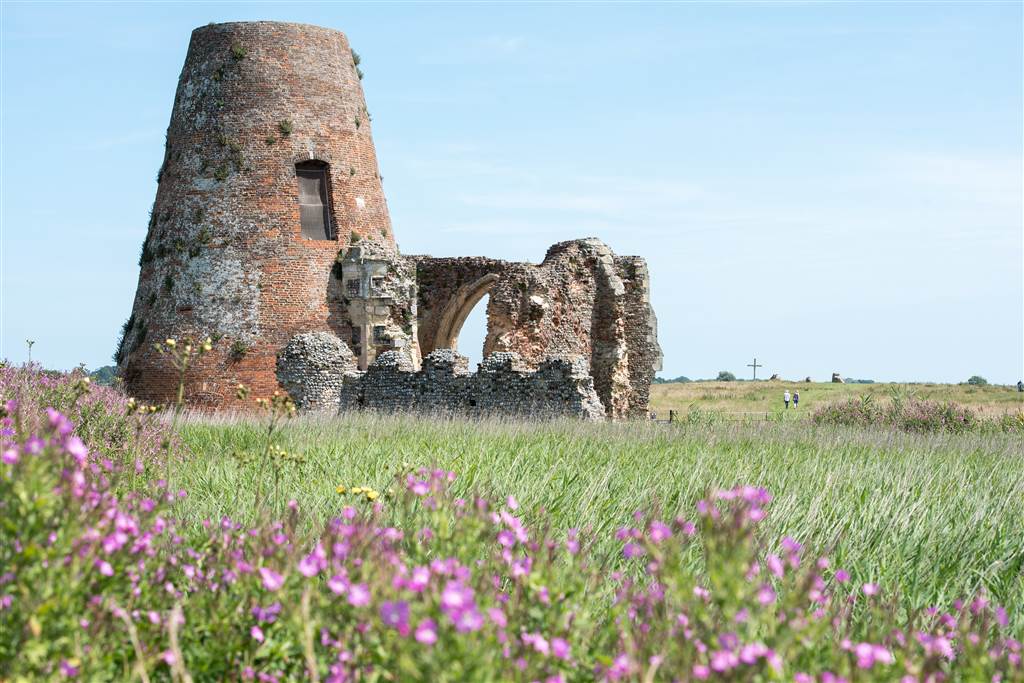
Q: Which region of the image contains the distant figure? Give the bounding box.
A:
[793,390,800,408]
[1018,380,1023,393]
[783,390,791,409]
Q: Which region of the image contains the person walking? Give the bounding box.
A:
[792,390,800,408]
[783,389,791,409]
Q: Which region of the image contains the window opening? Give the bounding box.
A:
[296,161,333,240]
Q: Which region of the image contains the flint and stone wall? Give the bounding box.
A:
[285,344,607,420]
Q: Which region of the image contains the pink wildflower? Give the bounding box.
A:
[379,601,409,633]
[258,567,284,591]
[488,607,507,628]
[415,619,438,645]
[347,583,371,607]
[327,574,348,595]
[648,520,671,542]
[623,542,645,559]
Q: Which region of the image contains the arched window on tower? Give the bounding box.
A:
[295,161,334,240]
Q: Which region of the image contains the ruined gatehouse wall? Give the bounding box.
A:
[412,239,662,418]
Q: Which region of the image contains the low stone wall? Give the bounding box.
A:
[277,336,606,420]
[340,349,605,420]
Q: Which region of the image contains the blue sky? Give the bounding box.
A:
[2,2,1021,383]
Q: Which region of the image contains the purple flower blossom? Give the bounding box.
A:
[258,567,284,592]
[440,581,474,614]
[347,583,370,607]
[298,543,326,578]
[414,618,437,645]
[453,608,484,633]
[379,601,409,633]
[648,521,671,543]
[252,603,282,624]
[623,542,645,559]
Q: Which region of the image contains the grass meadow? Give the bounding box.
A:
[5,365,1024,679]
[649,380,1024,418]
[175,412,1024,629]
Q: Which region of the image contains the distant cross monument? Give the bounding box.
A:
[747,357,762,381]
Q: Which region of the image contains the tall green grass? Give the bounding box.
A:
[173,413,1024,628]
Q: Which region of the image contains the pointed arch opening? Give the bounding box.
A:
[432,273,499,356]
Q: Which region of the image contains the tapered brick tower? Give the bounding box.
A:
[118,22,398,405]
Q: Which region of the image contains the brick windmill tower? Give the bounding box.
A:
[117,22,414,405]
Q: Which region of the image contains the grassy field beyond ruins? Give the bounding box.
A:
[649,380,1023,418]
[175,411,1024,630]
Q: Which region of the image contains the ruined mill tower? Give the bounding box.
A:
[119,21,662,419]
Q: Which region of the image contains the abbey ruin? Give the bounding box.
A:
[117,21,661,420]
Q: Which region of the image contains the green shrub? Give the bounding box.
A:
[112,314,135,364]
[967,375,988,386]
[716,371,736,382]
[229,340,249,361]
[812,397,980,433]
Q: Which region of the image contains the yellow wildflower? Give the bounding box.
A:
[336,484,346,494]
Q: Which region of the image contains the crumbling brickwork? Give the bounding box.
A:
[119,21,661,419]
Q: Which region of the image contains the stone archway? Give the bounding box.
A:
[432,273,500,353]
